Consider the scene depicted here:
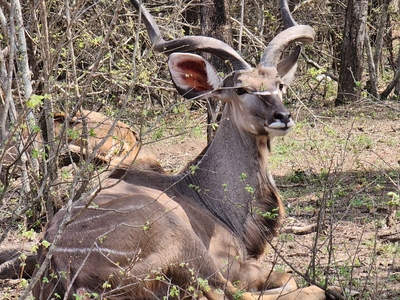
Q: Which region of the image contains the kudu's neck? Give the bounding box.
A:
[176,105,283,256]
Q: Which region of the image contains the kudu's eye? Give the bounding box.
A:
[236,88,247,95]
[278,83,285,91]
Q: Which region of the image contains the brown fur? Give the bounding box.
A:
[1,110,163,185]
[53,110,141,167]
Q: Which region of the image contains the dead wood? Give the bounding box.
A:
[283,224,318,235]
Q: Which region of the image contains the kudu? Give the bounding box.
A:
[32,0,326,299]
[0,109,161,184]
[53,110,139,167]
[53,110,162,171]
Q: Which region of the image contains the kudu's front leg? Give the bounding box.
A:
[237,287,326,300]
[249,286,326,300]
[256,271,326,300]
[236,265,326,300]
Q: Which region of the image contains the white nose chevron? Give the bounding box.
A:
[253,90,280,96]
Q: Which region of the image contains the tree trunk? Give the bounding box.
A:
[365,30,378,98]
[200,0,232,143]
[336,0,368,106]
[365,0,391,99]
[200,0,233,71]
[396,52,400,96]
[373,0,390,75]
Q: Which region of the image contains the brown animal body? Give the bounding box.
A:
[32,1,326,299]
[53,110,139,167]
[53,110,162,171]
[0,109,162,184]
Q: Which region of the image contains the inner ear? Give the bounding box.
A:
[168,53,222,99]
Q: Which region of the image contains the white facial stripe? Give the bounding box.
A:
[252,89,280,95]
[253,91,271,95]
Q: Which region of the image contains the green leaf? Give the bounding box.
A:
[27,94,47,109]
[41,240,51,249]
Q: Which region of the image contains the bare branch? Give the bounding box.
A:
[282,224,318,235]
[364,29,378,98]
[381,64,400,98]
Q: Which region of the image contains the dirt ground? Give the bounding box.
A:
[1,99,399,299]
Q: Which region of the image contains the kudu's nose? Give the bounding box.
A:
[274,111,291,125]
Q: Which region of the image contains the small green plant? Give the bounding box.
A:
[143,220,150,231]
[197,278,211,292]
[21,228,36,241]
[254,207,279,220]
[27,94,49,109]
[89,128,97,137]
[388,191,399,206]
[189,165,199,175]
[273,264,287,273]
[42,276,49,284]
[73,293,84,300]
[18,278,29,289]
[102,280,112,290]
[279,233,294,242]
[233,289,245,300]
[337,265,352,278]
[239,173,247,181]
[188,183,201,193]
[67,128,80,140]
[169,285,180,297]
[354,133,374,149]
[351,196,373,210]
[192,125,203,138]
[153,126,165,140]
[287,169,307,184]
[244,184,254,195]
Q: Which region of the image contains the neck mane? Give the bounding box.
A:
[175,105,284,258]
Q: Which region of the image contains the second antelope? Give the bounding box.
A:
[33,0,330,299]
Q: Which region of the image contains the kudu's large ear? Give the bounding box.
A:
[168,53,223,100]
[277,45,301,85]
